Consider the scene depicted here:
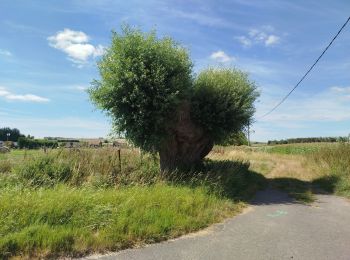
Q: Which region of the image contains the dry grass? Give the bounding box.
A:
[210,143,350,201]
[209,146,319,181]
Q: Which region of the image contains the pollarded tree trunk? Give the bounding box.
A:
[159,101,213,172]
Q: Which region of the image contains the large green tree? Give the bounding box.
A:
[90,26,259,171]
[0,127,24,142]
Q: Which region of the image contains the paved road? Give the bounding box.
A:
[84,189,350,260]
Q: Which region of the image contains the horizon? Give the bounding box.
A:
[1,1,350,141]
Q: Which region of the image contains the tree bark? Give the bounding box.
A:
[159,101,213,172]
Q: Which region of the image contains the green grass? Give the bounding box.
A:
[310,143,350,198]
[0,148,265,258]
[0,185,242,259]
[259,143,334,155]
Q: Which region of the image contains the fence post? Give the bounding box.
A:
[117,149,121,173]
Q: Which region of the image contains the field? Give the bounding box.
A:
[0,142,349,258]
[0,148,264,259]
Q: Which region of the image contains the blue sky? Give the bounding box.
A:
[0,0,349,141]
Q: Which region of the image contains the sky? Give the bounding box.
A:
[0,0,349,141]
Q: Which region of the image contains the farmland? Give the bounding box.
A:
[0,142,349,258]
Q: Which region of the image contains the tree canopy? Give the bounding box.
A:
[0,127,24,142]
[191,68,258,144]
[89,26,192,152]
[90,26,259,170]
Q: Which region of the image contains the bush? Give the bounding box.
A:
[18,137,58,149]
[191,68,258,144]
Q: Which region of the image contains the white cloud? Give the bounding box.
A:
[169,10,231,28]
[0,49,12,56]
[48,28,105,67]
[0,87,49,103]
[210,51,236,63]
[235,36,252,47]
[265,35,280,46]
[236,26,281,47]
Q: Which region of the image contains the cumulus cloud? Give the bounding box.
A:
[235,36,252,47]
[0,87,49,103]
[236,26,280,47]
[48,29,105,67]
[0,49,12,56]
[210,50,236,63]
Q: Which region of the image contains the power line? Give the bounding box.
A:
[259,16,350,119]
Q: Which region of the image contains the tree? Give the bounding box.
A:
[0,127,24,142]
[89,26,259,172]
[219,132,249,146]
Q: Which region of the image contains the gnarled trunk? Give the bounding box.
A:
[159,101,213,172]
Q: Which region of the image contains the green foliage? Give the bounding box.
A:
[262,143,326,155]
[0,148,267,258]
[191,68,259,143]
[0,127,24,142]
[268,136,347,145]
[89,25,193,152]
[11,149,160,187]
[90,26,259,156]
[14,156,72,187]
[219,131,248,146]
[311,143,350,198]
[17,137,58,149]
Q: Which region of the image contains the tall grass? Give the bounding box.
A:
[0,185,242,259]
[0,148,264,258]
[5,148,160,187]
[310,143,350,197]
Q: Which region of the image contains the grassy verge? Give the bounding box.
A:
[0,148,264,259]
[0,184,243,259]
[310,143,350,198]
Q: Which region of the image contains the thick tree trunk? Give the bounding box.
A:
[159,101,213,172]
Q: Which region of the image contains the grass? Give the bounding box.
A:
[310,143,350,198]
[210,143,350,203]
[0,185,242,259]
[0,148,264,259]
[2,143,348,258]
[257,142,335,155]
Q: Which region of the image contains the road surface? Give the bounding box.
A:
[83,189,350,260]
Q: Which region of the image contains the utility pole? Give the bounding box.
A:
[6,133,10,142]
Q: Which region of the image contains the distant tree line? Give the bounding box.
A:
[0,127,25,141]
[18,137,58,149]
[268,136,348,145]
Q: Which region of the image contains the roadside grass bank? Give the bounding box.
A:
[310,143,350,198]
[0,148,265,259]
[210,143,350,203]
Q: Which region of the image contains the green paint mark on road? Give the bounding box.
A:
[268,210,288,218]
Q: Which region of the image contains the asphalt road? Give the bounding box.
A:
[83,189,350,260]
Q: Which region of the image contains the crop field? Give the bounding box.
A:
[0,142,349,258]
